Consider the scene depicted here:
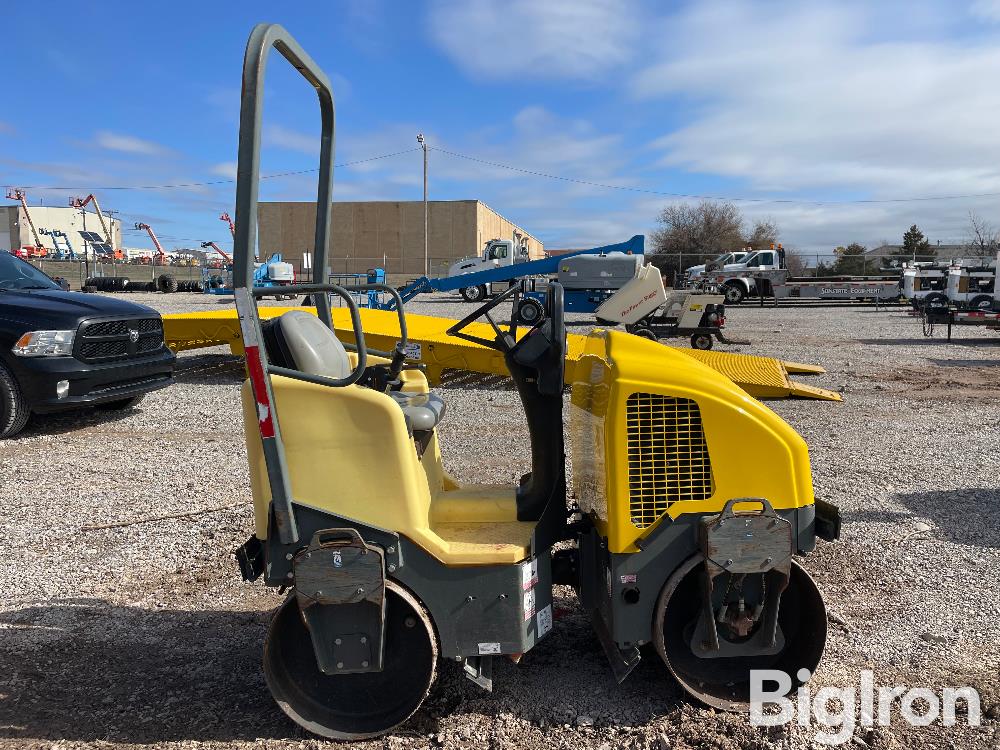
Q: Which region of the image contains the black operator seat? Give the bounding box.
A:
[261,310,446,431]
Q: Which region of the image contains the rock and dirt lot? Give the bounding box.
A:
[1,292,998,750]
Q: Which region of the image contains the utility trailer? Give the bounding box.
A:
[379,235,645,322]
[903,252,998,312]
[921,306,1000,340]
[942,252,998,311]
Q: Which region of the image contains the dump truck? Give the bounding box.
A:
[226,24,839,740]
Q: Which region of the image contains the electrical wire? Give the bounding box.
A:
[428,146,1000,205]
[11,148,422,191]
[10,142,1000,206]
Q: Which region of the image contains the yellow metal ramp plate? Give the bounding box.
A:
[682,349,840,401]
[162,307,838,401]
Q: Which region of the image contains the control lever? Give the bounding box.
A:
[385,342,409,386]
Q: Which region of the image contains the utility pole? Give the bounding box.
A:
[105,209,119,275]
[417,133,428,276]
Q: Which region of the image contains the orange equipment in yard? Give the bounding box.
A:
[201,241,232,268]
[134,222,169,266]
[219,212,236,239]
[69,194,124,261]
[5,188,47,258]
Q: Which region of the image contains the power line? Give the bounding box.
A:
[12,148,422,191]
[429,146,1000,206]
[10,141,1000,206]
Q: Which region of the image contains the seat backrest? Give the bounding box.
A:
[266,310,351,379]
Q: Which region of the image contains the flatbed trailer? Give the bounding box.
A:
[719,270,901,303]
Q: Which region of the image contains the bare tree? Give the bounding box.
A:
[650,200,781,283]
[651,200,745,258]
[966,211,999,259]
[745,218,779,250]
[782,247,807,276]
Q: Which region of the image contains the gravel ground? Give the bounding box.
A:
[1,291,998,750]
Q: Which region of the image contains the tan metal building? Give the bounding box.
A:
[1,205,122,257]
[257,200,543,277]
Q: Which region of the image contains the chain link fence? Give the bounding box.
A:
[30,251,979,292]
[648,251,955,286]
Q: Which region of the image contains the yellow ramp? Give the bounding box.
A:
[162,307,839,401]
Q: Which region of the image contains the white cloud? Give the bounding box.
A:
[428,0,641,80]
[265,124,320,156]
[634,1,1000,203]
[209,162,237,179]
[970,0,1000,21]
[95,130,170,156]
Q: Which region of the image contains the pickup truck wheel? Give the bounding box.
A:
[460,285,487,303]
[95,394,146,411]
[722,283,745,304]
[0,362,30,438]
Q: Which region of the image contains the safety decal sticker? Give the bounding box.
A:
[537,604,553,638]
[520,558,539,591]
[478,642,501,655]
[620,573,637,584]
[523,588,536,621]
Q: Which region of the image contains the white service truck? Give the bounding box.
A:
[682,249,751,285]
[686,245,901,304]
[449,236,532,301]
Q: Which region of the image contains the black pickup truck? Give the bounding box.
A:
[0,251,175,437]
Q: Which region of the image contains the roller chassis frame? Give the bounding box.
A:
[238,496,839,686]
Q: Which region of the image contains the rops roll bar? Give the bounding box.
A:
[231,24,342,546]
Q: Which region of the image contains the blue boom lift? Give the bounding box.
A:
[378,235,644,322]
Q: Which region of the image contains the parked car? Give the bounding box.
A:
[0,251,175,437]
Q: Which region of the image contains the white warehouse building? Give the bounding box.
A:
[1,204,122,258]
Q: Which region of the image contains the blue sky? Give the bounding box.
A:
[5,0,1000,256]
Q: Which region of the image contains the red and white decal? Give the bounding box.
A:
[244,345,276,439]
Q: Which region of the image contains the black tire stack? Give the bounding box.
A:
[79,274,203,294]
[85,277,132,293]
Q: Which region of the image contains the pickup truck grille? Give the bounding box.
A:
[77,317,165,363]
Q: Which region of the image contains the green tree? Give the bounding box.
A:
[832,242,867,275]
[898,224,932,262]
